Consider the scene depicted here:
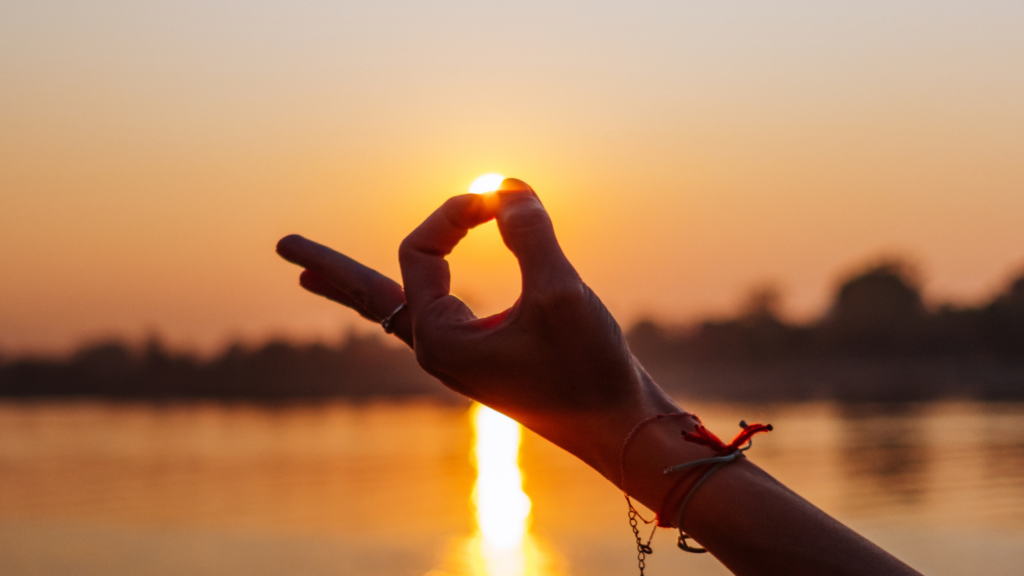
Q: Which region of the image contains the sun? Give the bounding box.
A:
[469,173,505,195]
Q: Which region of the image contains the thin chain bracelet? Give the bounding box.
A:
[619,412,695,576]
[626,497,657,575]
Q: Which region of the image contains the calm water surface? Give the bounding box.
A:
[1,400,1022,575]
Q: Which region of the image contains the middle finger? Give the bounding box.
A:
[277,234,411,343]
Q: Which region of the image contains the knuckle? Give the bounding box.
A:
[442,195,468,212]
[347,285,370,310]
[533,279,586,311]
[398,236,415,258]
[344,270,375,308]
[437,195,475,230]
[398,236,422,267]
[503,205,552,235]
[367,281,401,318]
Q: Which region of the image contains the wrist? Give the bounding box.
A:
[524,367,694,496]
[617,411,719,520]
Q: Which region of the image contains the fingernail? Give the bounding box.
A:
[497,178,533,193]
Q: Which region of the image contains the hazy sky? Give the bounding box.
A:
[2,0,1023,354]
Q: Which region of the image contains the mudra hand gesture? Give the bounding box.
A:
[277,178,678,480]
[277,178,921,576]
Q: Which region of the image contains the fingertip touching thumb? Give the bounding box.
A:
[497,178,534,194]
[494,178,574,288]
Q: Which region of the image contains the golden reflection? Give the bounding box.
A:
[472,404,531,548]
[456,532,553,576]
[429,403,560,576]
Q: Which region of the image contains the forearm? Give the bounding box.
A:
[565,379,922,576]
[684,458,921,575]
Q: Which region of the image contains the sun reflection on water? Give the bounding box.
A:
[427,404,559,576]
[473,403,531,549]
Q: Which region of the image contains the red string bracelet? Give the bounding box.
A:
[665,419,773,553]
[619,414,773,574]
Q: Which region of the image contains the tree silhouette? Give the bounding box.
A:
[822,261,925,355]
[3,260,1024,403]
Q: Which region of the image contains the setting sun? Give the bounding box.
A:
[469,174,505,195]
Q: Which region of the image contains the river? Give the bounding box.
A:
[0,400,1021,575]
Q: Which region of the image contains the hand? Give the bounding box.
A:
[277,180,925,576]
[276,178,679,480]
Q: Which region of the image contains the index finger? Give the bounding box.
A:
[398,194,494,311]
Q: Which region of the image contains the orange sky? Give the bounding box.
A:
[2,1,1023,354]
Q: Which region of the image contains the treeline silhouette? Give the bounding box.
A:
[1,260,1023,402]
[630,261,1024,402]
[0,334,455,402]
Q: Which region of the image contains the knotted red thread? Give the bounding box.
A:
[681,421,773,455]
[652,420,771,528]
[621,415,774,573]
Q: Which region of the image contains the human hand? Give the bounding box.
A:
[276,178,679,480]
[276,180,927,576]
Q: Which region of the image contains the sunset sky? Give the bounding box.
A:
[2,1,1023,354]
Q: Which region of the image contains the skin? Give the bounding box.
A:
[277,178,923,576]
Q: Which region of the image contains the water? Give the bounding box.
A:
[0,400,1022,575]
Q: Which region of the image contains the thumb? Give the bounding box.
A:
[494,178,578,293]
